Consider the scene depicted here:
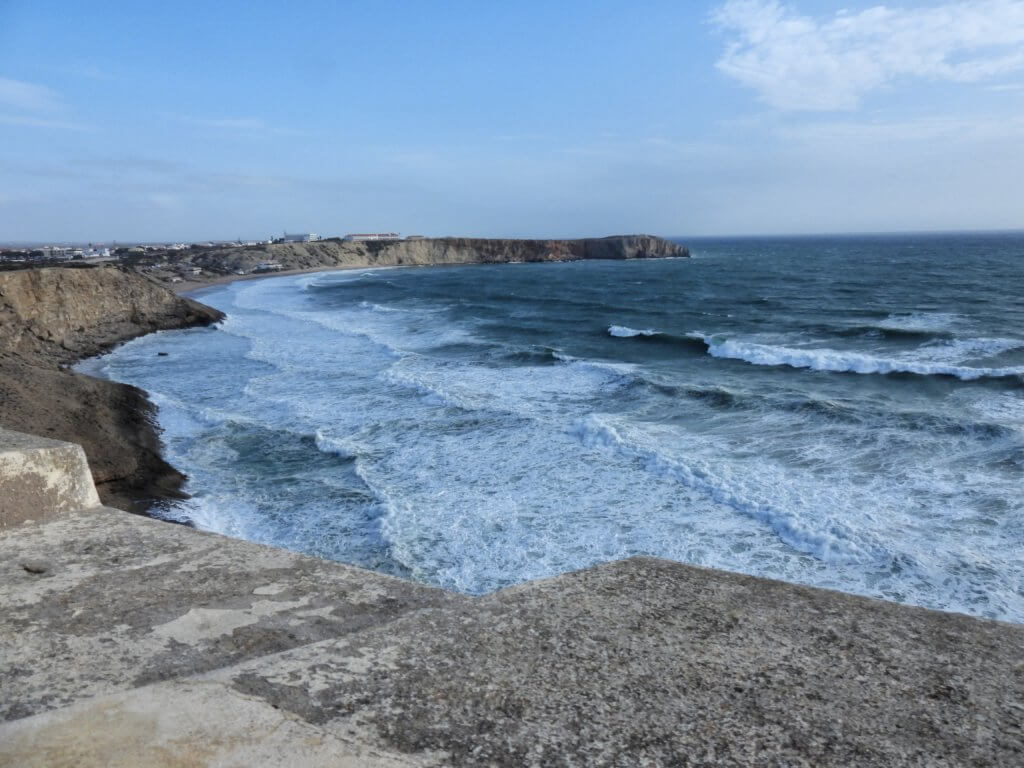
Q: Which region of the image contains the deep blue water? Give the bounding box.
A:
[81,234,1024,621]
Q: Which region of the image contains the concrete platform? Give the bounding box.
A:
[0,506,461,723]
[2,429,1024,766]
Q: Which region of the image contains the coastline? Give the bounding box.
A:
[171,264,363,296]
[25,236,681,515]
[13,236,683,516]
[0,266,223,513]
[5,247,1024,764]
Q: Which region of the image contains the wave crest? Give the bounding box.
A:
[568,415,882,564]
[608,325,660,338]
[694,333,1024,381]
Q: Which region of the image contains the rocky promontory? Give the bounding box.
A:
[135,235,688,285]
[0,266,223,512]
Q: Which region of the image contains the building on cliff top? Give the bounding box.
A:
[343,233,401,242]
[281,233,320,243]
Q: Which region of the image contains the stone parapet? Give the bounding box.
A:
[0,428,100,529]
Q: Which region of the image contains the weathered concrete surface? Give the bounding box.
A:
[206,558,1024,767]
[0,680,437,768]
[5,548,1022,766]
[0,505,461,722]
[2,426,1024,766]
[0,428,100,528]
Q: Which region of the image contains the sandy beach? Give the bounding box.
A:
[170,264,361,297]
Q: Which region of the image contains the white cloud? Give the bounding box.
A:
[0,77,60,112]
[171,114,313,137]
[184,116,267,131]
[0,114,88,131]
[712,0,1024,110]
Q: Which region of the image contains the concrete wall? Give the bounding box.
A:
[0,428,100,528]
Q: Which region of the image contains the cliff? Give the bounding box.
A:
[0,266,223,511]
[146,235,687,282]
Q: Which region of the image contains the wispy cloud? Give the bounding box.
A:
[712,0,1024,110]
[173,114,313,137]
[184,116,268,131]
[0,114,89,131]
[0,76,90,130]
[0,77,61,112]
[777,114,1024,144]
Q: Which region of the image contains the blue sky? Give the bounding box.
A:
[2,0,1023,241]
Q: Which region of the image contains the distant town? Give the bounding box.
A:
[0,233,682,288]
[0,232,417,266]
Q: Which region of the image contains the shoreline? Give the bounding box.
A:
[171,264,366,297]
[0,266,223,514]
[82,239,685,514]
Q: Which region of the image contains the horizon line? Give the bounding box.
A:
[2,227,1023,248]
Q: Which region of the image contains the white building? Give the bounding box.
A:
[282,233,320,243]
[343,233,401,242]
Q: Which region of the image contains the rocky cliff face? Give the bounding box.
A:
[184,235,687,277]
[0,266,223,512]
[0,266,221,363]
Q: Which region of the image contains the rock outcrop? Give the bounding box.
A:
[0,266,223,512]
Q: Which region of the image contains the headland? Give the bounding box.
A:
[129,234,689,292]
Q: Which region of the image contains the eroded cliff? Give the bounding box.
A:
[179,234,688,278]
[0,266,223,511]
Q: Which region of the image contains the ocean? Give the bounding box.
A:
[80,234,1024,622]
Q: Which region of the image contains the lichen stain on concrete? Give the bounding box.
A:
[151,599,310,645]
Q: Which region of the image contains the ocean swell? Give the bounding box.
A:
[695,334,1024,381]
[568,414,883,565]
[608,325,660,338]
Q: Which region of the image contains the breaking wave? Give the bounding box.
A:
[694,334,1024,381]
[568,414,883,564]
[608,325,661,338]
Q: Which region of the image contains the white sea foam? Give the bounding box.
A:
[696,334,1024,380]
[911,337,1024,362]
[875,311,966,333]
[383,354,634,417]
[608,324,660,338]
[80,259,1024,621]
[568,414,882,564]
[314,429,358,459]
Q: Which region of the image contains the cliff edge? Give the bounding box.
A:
[0,266,223,512]
[139,235,687,283]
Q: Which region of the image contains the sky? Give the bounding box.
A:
[1,0,1023,241]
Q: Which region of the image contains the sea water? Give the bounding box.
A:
[81,234,1024,621]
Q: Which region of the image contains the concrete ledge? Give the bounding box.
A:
[2,427,1023,765]
[0,505,459,722]
[0,428,100,529]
